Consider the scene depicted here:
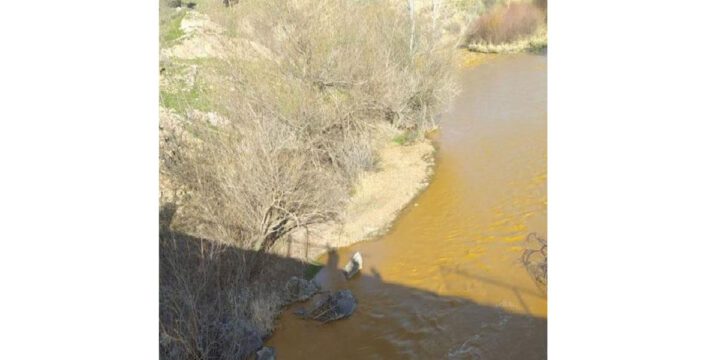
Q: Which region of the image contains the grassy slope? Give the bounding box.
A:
[160,6,185,48]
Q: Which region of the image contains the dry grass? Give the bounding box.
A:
[463,2,545,47]
[466,26,547,53]
[159,2,186,47]
[159,205,305,359]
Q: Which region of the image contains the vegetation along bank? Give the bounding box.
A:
[159,0,546,358]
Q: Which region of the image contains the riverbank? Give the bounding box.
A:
[280,129,436,261]
[466,27,547,54]
[461,1,547,54]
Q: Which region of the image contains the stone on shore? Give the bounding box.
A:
[254,346,276,360]
[343,252,363,280]
[284,276,320,303]
[300,289,357,323]
[236,324,263,359]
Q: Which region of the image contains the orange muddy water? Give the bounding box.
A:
[268,54,547,359]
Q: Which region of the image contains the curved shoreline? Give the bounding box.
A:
[279,136,437,262]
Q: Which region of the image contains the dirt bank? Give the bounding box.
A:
[280,132,436,261]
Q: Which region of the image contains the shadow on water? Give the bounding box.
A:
[440,265,546,317]
[268,253,547,360]
[271,54,547,358]
[160,204,546,359]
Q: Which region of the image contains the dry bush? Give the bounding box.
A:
[231,0,457,128]
[521,233,547,288]
[464,2,545,45]
[159,206,304,359]
[168,112,346,257]
[164,0,457,257]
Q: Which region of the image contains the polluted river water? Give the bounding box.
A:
[267,53,547,359]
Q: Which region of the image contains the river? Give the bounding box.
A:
[268,53,547,359]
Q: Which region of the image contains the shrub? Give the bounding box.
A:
[163,0,457,256]
[464,2,545,45]
[159,207,305,359]
[521,233,547,288]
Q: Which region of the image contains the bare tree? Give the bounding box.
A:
[522,233,547,288]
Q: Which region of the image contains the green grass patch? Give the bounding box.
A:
[303,261,324,280]
[160,7,186,47]
[160,86,212,113]
[392,131,417,146]
[160,58,219,113]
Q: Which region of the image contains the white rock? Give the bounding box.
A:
[343,252,363,280]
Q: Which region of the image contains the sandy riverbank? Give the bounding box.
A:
[279,132,436,261]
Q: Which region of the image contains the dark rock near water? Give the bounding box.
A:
[254,346,276,360]
[299,289,357,323]
[284,276,321,303]
[236,324,263,359]
[293,307,307,318]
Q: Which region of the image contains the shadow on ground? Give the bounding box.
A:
[160,204,546,360]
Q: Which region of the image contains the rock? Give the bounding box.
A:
[284,276,320,303]
[234,323,262,359]
[301,289,357,323]
[448,334,484,359]
[343,252,363,280]
[254,346,276,360]
[293,307,307,318]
